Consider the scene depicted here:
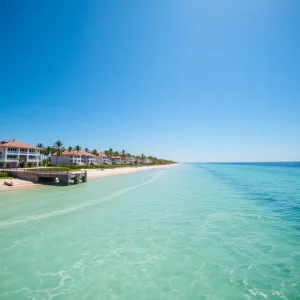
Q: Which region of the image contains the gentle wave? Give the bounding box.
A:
[0,173,163,228]
[1,163,299,299]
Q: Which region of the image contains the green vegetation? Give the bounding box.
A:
[44,146,53,159]
[28,164,136,172]
[42,159,49,166]
[18,157,25,168]
[29,167,72,172]
[74,145,81,153]
[36,141,177,167]
[53,141,64,165]
[0,172,13,179]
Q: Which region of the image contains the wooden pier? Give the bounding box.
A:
[5,170,87,186]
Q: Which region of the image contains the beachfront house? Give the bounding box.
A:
[124,156,131,164]
[51,150,96,165]
[130,157,136,164]
[0,139,40,167]
[111,156,122,165]
[123,156,136,164]
[96,153,111,165]
[143,158,152,164]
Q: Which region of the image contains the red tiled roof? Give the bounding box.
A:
[52,150,96,156]
[0,139,40,150]
[97,153,107,157]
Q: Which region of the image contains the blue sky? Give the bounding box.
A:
[1,0,299,162]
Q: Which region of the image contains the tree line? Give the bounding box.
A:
[36,141,176,165]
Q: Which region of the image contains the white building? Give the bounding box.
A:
[143,158,152,164]
[111,156,122,165]
[51,150,96,165]
[95,153,111,165]
[0,139,40,167]
[124,156,131,164]
[124,156,136,164]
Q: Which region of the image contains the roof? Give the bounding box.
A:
[0,139,40,150]
[52,150,96,156]
[96,153,107,157]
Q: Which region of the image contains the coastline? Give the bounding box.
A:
[0,178,43,192]
[81,164,176,180]
[0,164,177,193]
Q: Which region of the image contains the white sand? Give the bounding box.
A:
[0,178,42,192]
[0,165,176,193]
[80,165,176,179]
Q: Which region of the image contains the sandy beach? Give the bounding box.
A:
[0,178,42,192]
[82,165,175,179]
[0,165,176,193]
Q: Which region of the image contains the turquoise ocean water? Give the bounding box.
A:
[0,163,299,299]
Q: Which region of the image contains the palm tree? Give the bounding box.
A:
[74,145,81,154]
[121,149,126,158]
[18,156,25,168]
[44,146,53,160]
[53,141,64,165]
[141,154,145,164]
[67,146,73,152]
[91,149,98,155]
[121,150,126,163]
[36,143,44,161]
[84,147,90,153]
[105,148,113,160]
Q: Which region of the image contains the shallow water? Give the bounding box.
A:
[0,164,299,299]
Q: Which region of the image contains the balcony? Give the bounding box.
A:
[28,155,39,161]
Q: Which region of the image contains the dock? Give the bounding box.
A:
[4,170,87,186]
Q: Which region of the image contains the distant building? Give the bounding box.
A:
[123,156,136,164]
[111,156,122,165]
[124,156,131,164]
[51,150,96,165]
[0,139,40,167]
[143,158,152,164]
[95,153,111,165]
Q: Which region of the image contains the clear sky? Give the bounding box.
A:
[1,0,299,162]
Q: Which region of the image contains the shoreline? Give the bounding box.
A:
[82,164,176,180]
[0,164,177,193]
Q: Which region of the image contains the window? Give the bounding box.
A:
[7,155,18,160]
[29,149,36,153]
[8,148,17,152]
